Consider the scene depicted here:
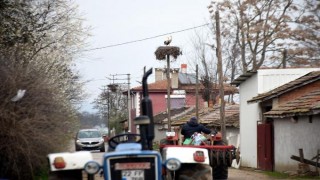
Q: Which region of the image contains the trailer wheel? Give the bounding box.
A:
[176,164,211,180]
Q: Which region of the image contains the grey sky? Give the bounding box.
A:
[76,0,212,112]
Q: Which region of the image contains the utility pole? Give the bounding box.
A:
[127,74,131,132]
[166,54,172,131]
[155,43,181,132]
[215,10,226,142]
[196,64,199,121]
[107,73,132,133]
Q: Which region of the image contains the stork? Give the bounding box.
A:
[164,36,172,46]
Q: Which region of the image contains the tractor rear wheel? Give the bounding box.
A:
[212,161,228,180]
[175,163,211,180]
[211,140,228,180]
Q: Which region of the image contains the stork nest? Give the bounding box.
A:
[155,46,182,60]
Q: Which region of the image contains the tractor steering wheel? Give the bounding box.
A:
[108,133,141,150]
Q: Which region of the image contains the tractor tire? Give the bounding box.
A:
[175,163,211,180]
[48,170,82,180]
[211,140,229,180]
[212,161,228,180]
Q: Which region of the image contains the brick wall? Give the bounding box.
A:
[279,80,320,104]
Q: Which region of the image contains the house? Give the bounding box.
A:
[248,71,320,172]
[130,64,237,137]
[231,68,320,171]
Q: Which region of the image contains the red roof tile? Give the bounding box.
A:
[264,88,320,118]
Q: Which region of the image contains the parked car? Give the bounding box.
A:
[75,129,105,152]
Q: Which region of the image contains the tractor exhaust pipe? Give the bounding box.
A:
[139,68,154,150]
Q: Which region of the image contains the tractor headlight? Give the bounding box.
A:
[84,161,100,174]
[165,158,181,171]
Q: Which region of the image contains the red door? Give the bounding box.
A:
[257,123,273,171]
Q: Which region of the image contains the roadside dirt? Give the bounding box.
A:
[229,167,273,180]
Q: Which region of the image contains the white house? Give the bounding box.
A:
[231,68,320,170]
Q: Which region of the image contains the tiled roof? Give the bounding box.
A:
[264,88,320,118]
[131,79,238,94]
[168,104,239,128]
[248,71,320,103]
[132,79,168,92]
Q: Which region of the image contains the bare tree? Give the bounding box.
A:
[188,30,218,104]
[210,0,319,72]
[188,24,240,105]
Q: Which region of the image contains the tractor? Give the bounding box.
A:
[160,128,236,179]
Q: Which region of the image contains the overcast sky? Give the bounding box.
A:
[76,0,212,112]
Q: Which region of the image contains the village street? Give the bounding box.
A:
[70,142,274,180]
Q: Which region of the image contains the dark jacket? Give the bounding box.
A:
[181,118,211,139]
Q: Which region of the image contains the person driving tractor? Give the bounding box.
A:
[181,117,212,145]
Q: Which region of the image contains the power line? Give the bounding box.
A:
[83,23,210,52]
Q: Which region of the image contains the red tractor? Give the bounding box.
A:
[160,128,236,179]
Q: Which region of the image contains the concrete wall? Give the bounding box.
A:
[257,68,320,93]
[273,115,320,172]
[226,127,240,147]
[239,68,320,169]
[239,74,259,168]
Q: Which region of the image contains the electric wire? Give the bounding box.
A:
[82,23,210,52]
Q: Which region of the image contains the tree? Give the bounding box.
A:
[210,0,319,73]
[77,111,104,129]
[94,85,129,135]
[188,30,218,104]
[0,0,88,179]
[189,26,240,105]
[288,0,320,66]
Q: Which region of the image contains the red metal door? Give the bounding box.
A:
[257,123,273,171]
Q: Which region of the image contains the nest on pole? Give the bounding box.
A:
[155,46,181,60]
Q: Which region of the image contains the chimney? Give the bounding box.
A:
[181,64,187,73]
[171,68,179,89]
[155,68,163,82]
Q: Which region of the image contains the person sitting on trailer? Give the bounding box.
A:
[181,116,212,145]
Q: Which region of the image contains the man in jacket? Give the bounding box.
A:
[181,116,212,140]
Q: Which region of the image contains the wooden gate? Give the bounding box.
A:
[257,123,273,171]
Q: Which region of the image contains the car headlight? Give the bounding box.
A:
[164,158,181,171]
[99,138,104,143]
[84,161,100,174]
[76,140,81,143]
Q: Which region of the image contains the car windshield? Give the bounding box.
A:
[78,131,101,138]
